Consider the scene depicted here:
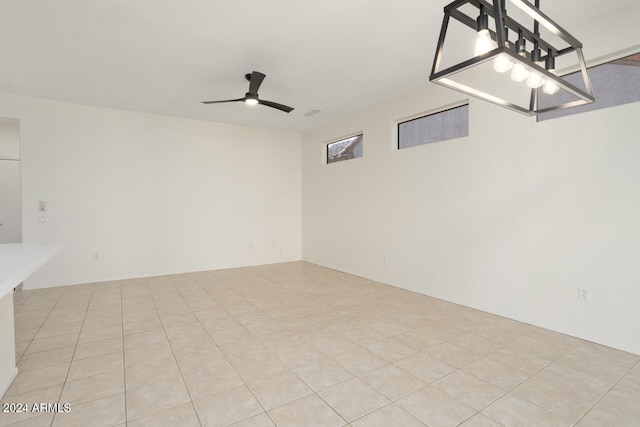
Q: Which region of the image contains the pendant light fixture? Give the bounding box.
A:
[474,5,494,56]
[429,0,594,116]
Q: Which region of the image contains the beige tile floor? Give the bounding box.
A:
[1,261,639,426]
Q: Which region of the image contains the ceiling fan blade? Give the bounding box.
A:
[201,98,245,104]
[258,99,294,113]
[248,71,266,95]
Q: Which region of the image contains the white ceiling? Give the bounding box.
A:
[0,0,634,133]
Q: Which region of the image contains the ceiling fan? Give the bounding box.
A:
[202,71,294,113]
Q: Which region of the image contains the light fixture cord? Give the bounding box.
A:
[534,0,540,36]
[532,0,541,63]
[500,0,509,46]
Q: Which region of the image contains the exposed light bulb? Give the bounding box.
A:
[543,80,559,95]
[510,63,529,82]
[526,72,545,88]
[528,43,545,88]
[474,29,493,56]
[474,6,493,57]
[494,54,513,72]
[245,98,258,105]
[543,70,560,94]
[542,53,560,95]
[510,30,529,82]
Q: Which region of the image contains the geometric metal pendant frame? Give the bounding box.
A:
[429,0,595,116]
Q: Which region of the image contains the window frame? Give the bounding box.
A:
[397,102,469,150]
[537,49,640,122]
[325,133,364,165]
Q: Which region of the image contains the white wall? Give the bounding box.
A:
[0,93,301,289]
[0,119,22,244]
[302,8,640,355]
[0,118,20,158]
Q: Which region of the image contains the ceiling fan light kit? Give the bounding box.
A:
[202,71,294,113]
[429,0,595,116]
[244,95,259,105]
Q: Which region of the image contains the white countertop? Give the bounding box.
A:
[0,242,62,298]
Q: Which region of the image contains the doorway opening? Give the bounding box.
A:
[0,118,21,244]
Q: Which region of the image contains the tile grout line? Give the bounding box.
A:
[192,275,279,426]
[150,279,203,427]
[572,357,640,426]
[246,292,410,425]
[14,291,62,366]
[5,288,62,427]
[515,340,634,425]
[202,274,359,425]
[443,328,582,424]
[52,284,93,427]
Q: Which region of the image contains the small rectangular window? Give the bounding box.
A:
[398,104,469,149]
[327,134,363,164]
[538,52,640,121]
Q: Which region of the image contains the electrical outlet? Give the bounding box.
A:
[383,253,389,262]
[578,287,592,302]
[93,253,100,262]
